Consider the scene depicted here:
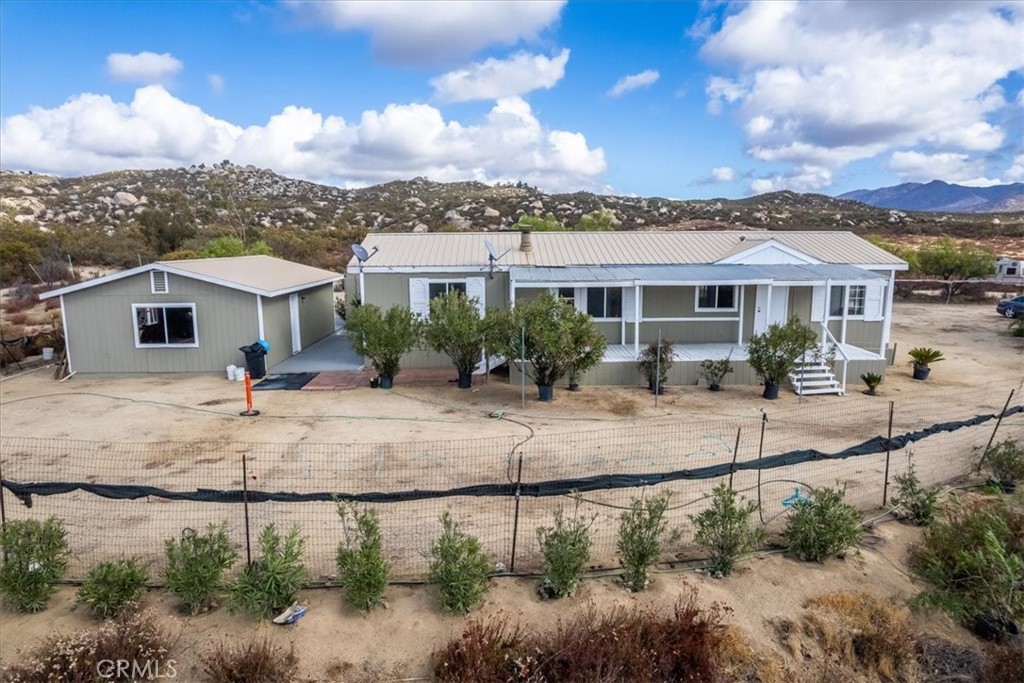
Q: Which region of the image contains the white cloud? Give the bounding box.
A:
[106,52,183,83]
[711,166,737,182]
[286,0,566,63]
[207,74,225,94]
[700,1,1024,187]
[748,164,833,194]
[431,49,569,103]
[1005,154,1024,181]
[0,86,606,193]
[887,150,986,183]
[607,69,660,98]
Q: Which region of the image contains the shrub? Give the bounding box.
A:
[860,372,882,395]
[699,354,734,390]
[746,317,819,395]
[981,439,1024,486]
[229,523,307,619]
[908,347,944,368]
[78,558,148,619]
[891,463,941,526]
[564,310,607,388]
[910,496,1024,625]
[1010,317,1024,338]
[784,487,863,562]
[201,636,297,683]
[424,289,486,381]
[433,596,731,683]
[985,644,1024,683]
[0,517,69,612]
[536,497,595,598]
[691,484,765,576]
[427,512,491,613]
[346,303,423,380]
[335,503,390,611]
[0,610,174,683]
[617,492,670,592]
[164,524,238,614]
[638,340,674,389]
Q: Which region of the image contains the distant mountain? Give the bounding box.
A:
[839,180,1024,213]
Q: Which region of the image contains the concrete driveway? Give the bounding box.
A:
[268,327,364,373]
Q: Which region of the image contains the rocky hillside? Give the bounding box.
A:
[839,180,1024,213]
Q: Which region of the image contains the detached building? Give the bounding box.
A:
[42,256,341,374]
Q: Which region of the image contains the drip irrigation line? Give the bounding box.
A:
[571,479,815,512]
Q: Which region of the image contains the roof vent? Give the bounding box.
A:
[151,270,168,294]
[519,230,533,253]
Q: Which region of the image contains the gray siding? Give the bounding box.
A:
[361,272,510,311]
[64,272,258,373]
[298,284,336,348]
[642,286,738,319]
[261,295,291,367]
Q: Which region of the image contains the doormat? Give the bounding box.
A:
[252,373,319,391]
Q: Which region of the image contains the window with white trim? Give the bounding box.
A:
[428,281,467,301]
[586,287,622,318]
[556,287,575,307]
[133,304,197,347]
[696,285,736,311]
[829,285,866,317]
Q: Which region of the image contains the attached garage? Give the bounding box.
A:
[42,256,342,374]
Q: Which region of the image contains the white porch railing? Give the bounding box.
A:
[820,323,849,389]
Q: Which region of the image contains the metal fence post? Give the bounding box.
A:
[242,454,252,566]
[756,409,767,525]
[980,389,1015,470]
[728,426,742,490]
[882,401,894,507]
[508,453,524,573]
[0,458,7,561]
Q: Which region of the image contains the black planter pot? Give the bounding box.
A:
[537,383,554,402]
[709,383,721,392]
[379,376,394,389]
[457,371,472,389]
[912,365,931,381]
[369,377,380,389]
[763,382,780,400]
[647,381,666,395]
[568,382,580,392]
[972,611,1021,644]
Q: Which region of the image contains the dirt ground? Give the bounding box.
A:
[0,301,1022,680]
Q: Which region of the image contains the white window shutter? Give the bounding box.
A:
[623,286,637,322]
[810,285,825,322]
[409,278,429,317]
[574,287,587,312]
[466,277,486,317]
[863,283,884,321]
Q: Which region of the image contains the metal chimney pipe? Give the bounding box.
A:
[519,229,533,253]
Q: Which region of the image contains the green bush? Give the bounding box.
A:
[691,485,765,576]
[746,317,819,393]
[428,513,491,613]
[982,439,1024,486]
[0,518,70,612]
[424,289,485,379]
[911,496,1024,625]
[78,558,149,619]
[346,303,423,380]
[860,372,883,395]
[336,503,390,611]
[617,492,670,592]
[229,524,307,619]
[783,487,863,562]
[164,524,238,614]
[536,497,595,598]
[891,463,941,526]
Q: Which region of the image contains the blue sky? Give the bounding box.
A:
[1,1,1022,198]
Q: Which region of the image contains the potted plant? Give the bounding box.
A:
[488,292,605,402]
[346,304,424,389]
[424,290,484,389]
[699,354,733,391]
[908,347,944,381]
[860,372,882,395]
[637,340,674,394]
[564,312,607,391]
[745,317,818,399]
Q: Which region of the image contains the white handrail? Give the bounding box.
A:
[820,323,848,391]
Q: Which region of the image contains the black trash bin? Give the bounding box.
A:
[239,341,269,379]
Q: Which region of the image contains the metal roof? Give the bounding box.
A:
[42,255,342,300]
[351,230,907,270]
[510,263,888,284]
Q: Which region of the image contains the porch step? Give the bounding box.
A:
[474,354,506,375]
[789,361,843,396]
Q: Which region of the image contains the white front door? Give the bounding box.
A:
[289,293,302,354]
[753,285,790,334]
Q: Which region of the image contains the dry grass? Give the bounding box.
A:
[201,636,297,683]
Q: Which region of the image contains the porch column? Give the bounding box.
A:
[764,284,773,333]
[822,279,832,344]
[633,284,640,359]
[509,279,516,308]
[256,294,265,339]
[736,284,745,344]
[880,269,895,357]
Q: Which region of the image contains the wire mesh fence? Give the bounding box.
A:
[1,380,1021,582]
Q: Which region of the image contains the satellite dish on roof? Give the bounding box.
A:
[351,244,370,261]
[482,238,511,279]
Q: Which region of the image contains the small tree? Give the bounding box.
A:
[346,304,424,383]
[916,236,995,296]
[335,503,390,611]
[700,354,734,391]
[638,340,674,392]
[488,291,604,400]
[513,213,563,231]
[691,485,764,576]
[199,236,272,259]
[565,311,607,389]
[618,492,671,592]
[746,317,818,399]
[575,209,620,231]
[424,290,484,388]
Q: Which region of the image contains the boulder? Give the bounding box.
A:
[483,207,500,218]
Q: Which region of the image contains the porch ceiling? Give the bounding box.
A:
[509,263,887,285]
